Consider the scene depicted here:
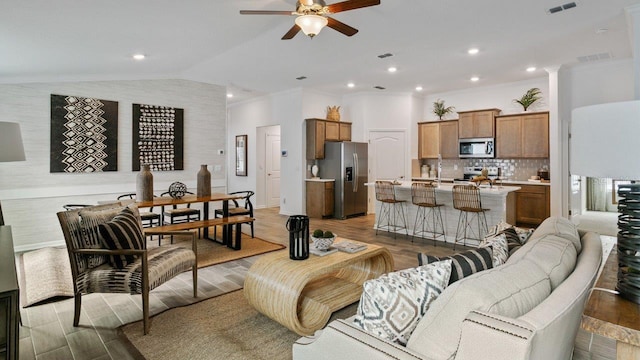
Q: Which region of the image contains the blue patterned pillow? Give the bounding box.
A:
[353,260,452,345]
[98,207,145,268]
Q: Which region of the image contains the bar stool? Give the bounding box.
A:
[411,182,445,245]
[452,184,489,249]
[375,181,408,238]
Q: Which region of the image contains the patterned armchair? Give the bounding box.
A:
[57,202,197,334]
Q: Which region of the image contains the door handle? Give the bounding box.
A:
[353,153,358,192]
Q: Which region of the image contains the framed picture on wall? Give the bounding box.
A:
[236,135,247,176]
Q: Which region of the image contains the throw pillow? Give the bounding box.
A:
[487,221,534,244]
[417,247,493,284]
[353,260,452,346]
[98,207,146,268]
[78,205,127,269]
[479,233,509,266]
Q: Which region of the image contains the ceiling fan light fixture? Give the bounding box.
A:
[295,14,328,38]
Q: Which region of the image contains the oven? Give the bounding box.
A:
[459,137,495,158]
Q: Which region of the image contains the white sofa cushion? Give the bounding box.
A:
[353,260,452,346]
[526,217,581,252]
[406,260,551,360]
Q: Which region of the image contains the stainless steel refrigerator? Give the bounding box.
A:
[319,142,368,219]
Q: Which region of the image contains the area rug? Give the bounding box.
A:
[18,234,283,307]
[120,289,358,360]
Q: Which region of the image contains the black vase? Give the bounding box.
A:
[286,215,309,260]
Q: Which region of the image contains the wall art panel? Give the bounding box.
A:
[50,94,118,173]
[132,104,184,171]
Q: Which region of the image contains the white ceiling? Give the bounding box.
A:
[2,0,640,103]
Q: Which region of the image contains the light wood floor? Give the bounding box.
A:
[18,207,456,360]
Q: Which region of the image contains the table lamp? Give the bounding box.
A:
[571,100,640,303]
[0,122,26,226]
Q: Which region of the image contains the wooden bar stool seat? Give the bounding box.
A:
[411,182,446,245]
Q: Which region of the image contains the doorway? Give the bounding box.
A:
[368,130,407,213]
[256,125,281,209]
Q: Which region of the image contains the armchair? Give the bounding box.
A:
[57,202,197,335]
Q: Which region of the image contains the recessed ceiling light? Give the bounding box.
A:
[470,76,480,82]
[526,67,537,72]
[227,93,234,98]
[132,54,145,60]
[347,82,355,88]
[387,67,397,73]
[415,86,423,91]
[468,48,479,55]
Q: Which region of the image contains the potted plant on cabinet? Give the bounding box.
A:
[514,88,542,111]
[433,99,455,120]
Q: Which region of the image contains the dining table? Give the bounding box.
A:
[135,193,244,246]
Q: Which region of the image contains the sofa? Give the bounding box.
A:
[292,217,603,360]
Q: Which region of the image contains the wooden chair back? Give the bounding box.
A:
[411,182,438,207]
[452,185,483,211]
[375,181,397,202]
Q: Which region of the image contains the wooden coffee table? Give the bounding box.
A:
[244,238,394,336]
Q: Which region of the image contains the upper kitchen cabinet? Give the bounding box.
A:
[496,112,549,158]
[306,118,352,159]
[457,109,501,139]
[418,120,459,159]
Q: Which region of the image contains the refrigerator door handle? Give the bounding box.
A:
[353,152,358,192]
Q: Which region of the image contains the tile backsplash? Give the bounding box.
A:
[419,158,550,181]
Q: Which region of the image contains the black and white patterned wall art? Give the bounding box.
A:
[50,94,119,173]
[132,104,184,171]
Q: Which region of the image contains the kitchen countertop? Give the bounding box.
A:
[367,181,520,195]
[305,178,335,182]
[411,177,550,186]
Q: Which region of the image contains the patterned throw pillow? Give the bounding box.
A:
[353,260,452,346]
[479,234,509,266]
[483,227,525,257]
[487,221,534,244]
[98,207,146,268]
[418,247,493,283]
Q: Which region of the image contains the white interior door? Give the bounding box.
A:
[266,133,281,208]
[368,130,407,213]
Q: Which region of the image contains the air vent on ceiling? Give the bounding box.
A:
[378,53,393,59]
[374,86,386,90]
[548,2,577,14]
[577,52,612,63]
[296,76,307,80]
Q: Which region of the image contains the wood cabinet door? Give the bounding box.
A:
[439,121,459,159]
[418,123,440,159]
[306,120,325,160]
[521,113,549,158]
[325,121,340,141]
[474,111,495,138]
[516,185,550,226]
[339,123,351,141]
[323,182,334,216]
[458,113,475,139]
[496,117,522,158]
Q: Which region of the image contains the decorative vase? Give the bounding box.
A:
[311,164,319,178]
[197,164,211,198]
[136,164,154,201]
[286,215,309,260]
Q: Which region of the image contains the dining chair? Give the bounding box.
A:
[214,190,254,238]
[57,202,197,335]
[160,191,201,242]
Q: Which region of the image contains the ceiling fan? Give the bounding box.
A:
[240,0,381,39]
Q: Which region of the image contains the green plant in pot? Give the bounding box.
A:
[514,87,542,111]
[311,229,336,250]
[433,99,455,120]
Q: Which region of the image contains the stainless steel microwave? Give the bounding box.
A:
[459,138,495,158]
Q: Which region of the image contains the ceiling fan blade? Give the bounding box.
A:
[239,10,294,15]
[326,0,380,13]
[282,24,301,40]
[326,17,358,36]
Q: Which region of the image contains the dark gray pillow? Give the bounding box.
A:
[98,207,145,268]
[417,247,493,284]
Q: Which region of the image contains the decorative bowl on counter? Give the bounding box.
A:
[311,229,336,251]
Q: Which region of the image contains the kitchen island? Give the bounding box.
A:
[369,181,521,245]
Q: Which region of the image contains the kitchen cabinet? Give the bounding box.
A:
[306,180,334,218]
[418,120,458,159]
[0,226,19,360]
[515,184,550,227]
[457,109,501,139]
[306,119,352,159]
[496,112,549,158]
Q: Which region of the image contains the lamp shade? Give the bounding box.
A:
[0,122,25,162]
[295,15,328,37]
[570,100,640,180]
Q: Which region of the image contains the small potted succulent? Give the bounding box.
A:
[311,229,336,251]
[514,88,542,111]
[433,99,455,120]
